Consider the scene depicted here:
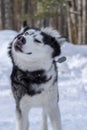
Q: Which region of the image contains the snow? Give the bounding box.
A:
[0,30,87,130]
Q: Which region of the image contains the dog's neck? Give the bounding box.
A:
[11,61,57,96]
[12,49,53,72]
[12,61,55,85]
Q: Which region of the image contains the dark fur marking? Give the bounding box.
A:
[41,32,61,57]
[11,66,52,103]
[8,42,14,64]
[52,61,58,85]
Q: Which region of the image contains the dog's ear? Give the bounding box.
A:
[22,20,28,28]
[20,21,29,33]
[41,27,66,57]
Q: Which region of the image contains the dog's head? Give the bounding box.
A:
[9,25,65,71]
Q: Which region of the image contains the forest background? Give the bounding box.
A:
[0,0,87,44]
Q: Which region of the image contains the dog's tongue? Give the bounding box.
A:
[57,56,66,63]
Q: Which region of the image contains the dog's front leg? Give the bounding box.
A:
[16,108,29,130]
[47,103,62,130]
[41,109,48,130]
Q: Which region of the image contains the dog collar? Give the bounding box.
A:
[56,56,66,63]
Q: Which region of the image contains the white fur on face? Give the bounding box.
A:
[12,29,53,71]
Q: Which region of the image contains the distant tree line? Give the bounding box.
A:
[0,0,87,44]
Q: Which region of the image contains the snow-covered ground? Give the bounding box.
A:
[0,30,87,130]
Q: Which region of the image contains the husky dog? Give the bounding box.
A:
[8,23,65,130]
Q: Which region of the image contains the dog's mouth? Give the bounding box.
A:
[26,52,32,55]
[14,41,23,52]
[14,35,26,53]
[14,35,33,55]
[14,41,32,55]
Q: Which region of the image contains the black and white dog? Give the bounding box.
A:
[8,24,65,130]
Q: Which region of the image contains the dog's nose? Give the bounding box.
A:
[17,36,26,44]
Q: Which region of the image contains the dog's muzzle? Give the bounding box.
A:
[14,36,26,52]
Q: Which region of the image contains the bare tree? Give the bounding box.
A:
[0,0,2,29]
[0,0,14,29]
[86,0,87,44]
[82,0,86,44]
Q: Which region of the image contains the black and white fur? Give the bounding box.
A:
[8,24,65,130]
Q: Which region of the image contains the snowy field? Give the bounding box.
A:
[0,30,87,130]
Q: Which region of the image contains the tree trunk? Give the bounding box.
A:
[77,0,82,44]
[0,0,5,29]
[67,0,78,44]
[0,0,14,29]
[86,0,87,44]
[0,0,2,29]
[82,0,86,44]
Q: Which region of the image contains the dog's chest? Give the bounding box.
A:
[11,66,55,99]
[20,85,58,109]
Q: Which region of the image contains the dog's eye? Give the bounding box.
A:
[34,39,41,44]
[25,32,29,36]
